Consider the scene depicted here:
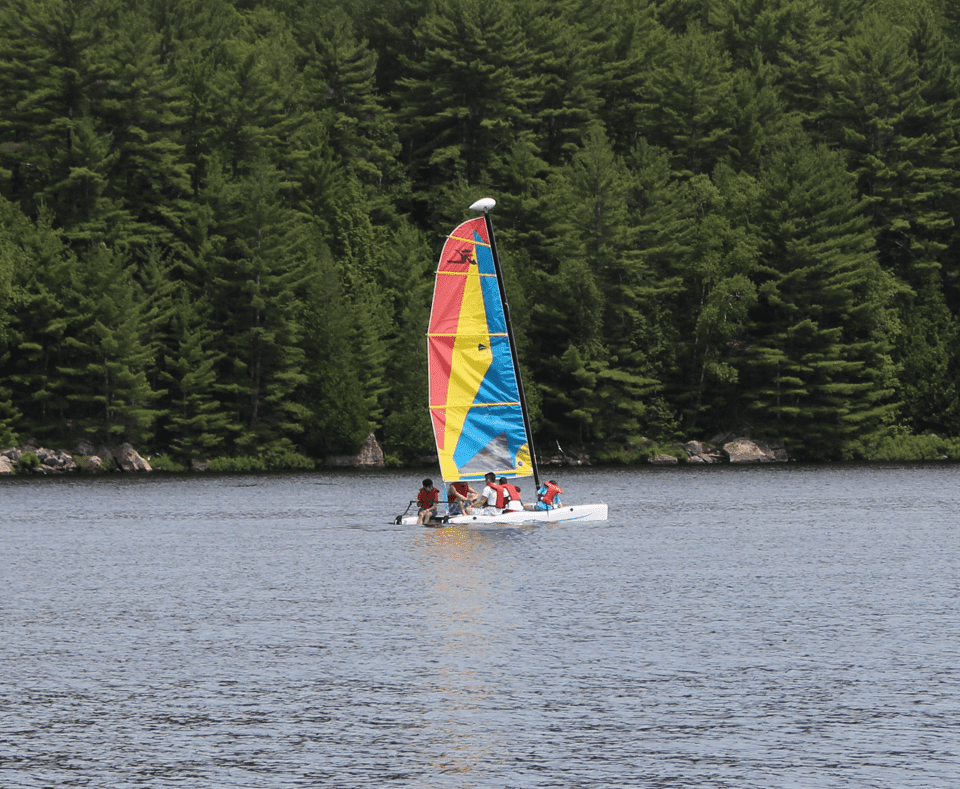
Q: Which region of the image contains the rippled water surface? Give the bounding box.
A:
[2,464,958,787]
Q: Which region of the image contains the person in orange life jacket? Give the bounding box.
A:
[498,476,534,511]
[534,479,563,510]
[417,478,439,524]
[447,480,479,516]
[478,472,505,515]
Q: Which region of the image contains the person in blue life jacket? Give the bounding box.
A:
[499,476,534,511]
[534,479,563,510]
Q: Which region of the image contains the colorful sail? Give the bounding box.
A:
[428,216,533,483]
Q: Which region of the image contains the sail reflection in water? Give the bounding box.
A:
[414,527,524,776]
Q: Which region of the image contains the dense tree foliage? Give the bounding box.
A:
[2,0,959,463]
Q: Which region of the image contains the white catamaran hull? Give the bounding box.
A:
[401,503,608,527]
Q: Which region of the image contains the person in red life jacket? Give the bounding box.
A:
[447,480,479,516]
[498,476,533,511]
[417,478,439,524]
[534,480,563,510]
[478,472,505,515]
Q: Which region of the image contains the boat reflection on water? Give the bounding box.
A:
[413,525,527,777]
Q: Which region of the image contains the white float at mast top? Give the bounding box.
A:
[469,197,496,213]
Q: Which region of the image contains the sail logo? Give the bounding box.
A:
[451,246,475,266]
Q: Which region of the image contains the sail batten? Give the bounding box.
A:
[427,215,533,483]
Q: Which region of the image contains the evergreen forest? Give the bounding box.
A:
[2,0,960,466]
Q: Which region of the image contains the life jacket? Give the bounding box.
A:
[503,483,521,505]
[448,481,470,504]
[540,481,562,505]
[418,487,439,510]
[489,483,507,509]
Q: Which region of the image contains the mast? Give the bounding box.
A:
[469,198,541,491]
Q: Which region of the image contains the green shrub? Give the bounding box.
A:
[660,445,688,462]
[207,455,268,472]
[205,438,315,472]
[0,426,17,448]
[850,429,960,461]
[14,451,40,474]
[595,439,682,465]
[73,454,94,472]
[150,454,186,472]
[261,439,315,470]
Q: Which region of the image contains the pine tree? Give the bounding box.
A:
[365,0,433,98]
[378,221,435,462]
[708,0,834,113]
[84,4,193,254]
[300,7,401,193]
[161,288,238,459]
[513,0,604,168]
[393,0,541,216]
[906,6,960,318]
[743,132,901,459]
[818,9,960,435]
[298,249,373,456]
[4,205,76,442]
[534,128,661,444]
[653,0,712,33]
[0,0,103,212]
[896,283,960,436]
[819,11,957,289]
[726,54,787,173]
[161,0,244,196]
[58,244,163,444]
[50,114,127,247]
[0,198,25,446]
[0,0,190,254]
[672,166,762,433]
[176,3,304,190]
[594,0,666,157]
[624,140,691,436]
[208,154,309,453]
[640,21,736,176]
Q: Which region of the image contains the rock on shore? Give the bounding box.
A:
[324,433,385,468]
[647,436,788,464]
[721,437,788,463]
[0,433,788,475]
[0,441,152,474]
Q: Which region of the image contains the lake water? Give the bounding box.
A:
[2,464,958,788]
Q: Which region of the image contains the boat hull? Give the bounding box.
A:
[400,503,608,527]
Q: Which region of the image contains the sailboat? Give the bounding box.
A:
[400,198,608,526]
